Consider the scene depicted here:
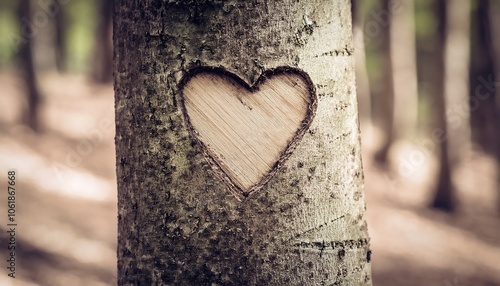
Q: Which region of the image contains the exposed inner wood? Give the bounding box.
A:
[183,71,312,193]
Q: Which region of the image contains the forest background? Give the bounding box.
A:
[0,0,499,285]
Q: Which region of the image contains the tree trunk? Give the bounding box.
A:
[91,0,113,83]
[470,0,497,155]
[487,0,500,214]
[443,0,471,165]
[431,0,471,210]
[352,0,373,134]
[373,0,395,164]
[19,0,41,132]
[391,0,418,140]
[54,0,66,72]
[431,0,454,211]
[115,1,372,285]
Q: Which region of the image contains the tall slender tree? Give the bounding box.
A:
[352,0,372,129]
[391,0,418,140]
[54,0,66,72]
[431,0,454,211]
[19,0,41,131]
[373,0,395,164]
[469,0,497,155]
[91,0,113,83]
[486,0,500,213]
[443,0,471,166]
[432,0,472,211]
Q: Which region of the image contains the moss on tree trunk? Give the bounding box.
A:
[115,0,372,285]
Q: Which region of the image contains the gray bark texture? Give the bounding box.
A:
[114,1,372,285]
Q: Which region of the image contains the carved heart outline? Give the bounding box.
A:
[179,66,317,200]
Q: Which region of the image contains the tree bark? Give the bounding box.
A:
[352,0,373,133]
[391,0,418,140]
[470,0,497,155]
[91,0,113,83]
[115,1,372,285]
[443,0,470,166]
[373,0,395,164]
[54,0,66,72]
[487,0,500,214]
[431,0,454,211]
[19,0,41,132]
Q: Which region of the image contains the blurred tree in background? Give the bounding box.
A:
[0,0,113,129]
[371,0,396,165]
[53,0,66,71]
[90,0,113,83]
[17,0,41,131]
[353,0,500,213]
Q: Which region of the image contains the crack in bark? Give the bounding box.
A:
[292,238,369,250]
[315,47,354,57]
[291,238,369,258]
[286,215,345,243]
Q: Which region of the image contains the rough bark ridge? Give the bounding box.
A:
[115,1,372,285]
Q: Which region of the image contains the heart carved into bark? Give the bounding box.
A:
[181,67,317,199]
